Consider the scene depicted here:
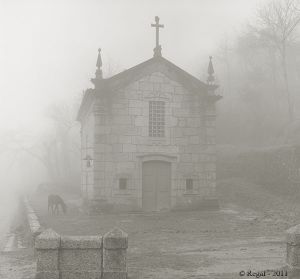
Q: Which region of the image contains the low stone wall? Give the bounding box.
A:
[23,197,43,245]
[287,225,300,278]
[286,224,300,278]
[35,227,128,279]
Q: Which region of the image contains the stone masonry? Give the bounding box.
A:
[287,224,300,278]
[78,55,221,212]
[35,228,128,279]
[23,197,43,246]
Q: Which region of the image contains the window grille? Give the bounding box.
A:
[149,101,165,137]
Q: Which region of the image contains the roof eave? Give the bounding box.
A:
[76,89,95,122]
[105,56,209,94]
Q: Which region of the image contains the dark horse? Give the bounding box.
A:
[48,194,67,215]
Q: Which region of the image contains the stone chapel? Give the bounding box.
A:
[77,17,222,212]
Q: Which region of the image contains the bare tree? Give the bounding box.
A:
[3,102,81,189]
[255,0,300,122]
[44,103,81,188]
[217,37,233,96]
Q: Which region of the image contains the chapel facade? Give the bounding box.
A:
[77,17,221,212]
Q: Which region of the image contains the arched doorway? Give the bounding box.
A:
[142,160,171,211]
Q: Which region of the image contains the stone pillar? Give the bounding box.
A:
[287,224,300,278]
[103,228,128,279]
[35,229,60,279]
[59,235,102,279]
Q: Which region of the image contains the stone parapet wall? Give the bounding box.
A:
[35,227,128,279]
[23,197,43,245]
[286,225,300,278]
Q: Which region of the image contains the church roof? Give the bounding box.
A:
[92,55,213,93]
[77,55,221,121]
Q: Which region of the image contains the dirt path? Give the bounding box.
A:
[31,189,288,279]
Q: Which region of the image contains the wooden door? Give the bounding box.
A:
[142,161,171,211]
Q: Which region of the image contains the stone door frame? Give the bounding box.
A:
[137,153,178,210]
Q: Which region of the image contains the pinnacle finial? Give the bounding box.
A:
[96,48,102,69]
[95,48,103,79]
[207,56,215,85]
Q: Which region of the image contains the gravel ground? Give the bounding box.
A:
[0,194,35,279]
[0,250,35,279]
[30,177,295,279]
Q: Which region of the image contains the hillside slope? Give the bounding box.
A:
[217,178,300,232]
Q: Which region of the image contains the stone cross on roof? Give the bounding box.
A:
[151,16,164,57]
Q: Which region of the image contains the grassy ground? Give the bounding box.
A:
[30,177,298,279]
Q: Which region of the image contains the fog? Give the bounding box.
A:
[2,0,300,276]
[2,0,300,248]
[0,0,265,203]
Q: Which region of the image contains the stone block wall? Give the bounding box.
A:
[287,225,300,278]
[35,228,128,279]
[91,71,217,210]
[23,197,43,246]
[286,225,300,279]
[103,229,128,279]
[81,106,95,201]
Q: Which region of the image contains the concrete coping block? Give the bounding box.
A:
[29,218,40,225]
[287,224,300,244]
[31,221,40,227]
[103,228,128,249]
[30,216,39,221]
[28,211,37,216]
[32,226,44,236]
[31,223,40,230]
[60,235,102,249]
[35,228,61,249]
